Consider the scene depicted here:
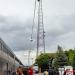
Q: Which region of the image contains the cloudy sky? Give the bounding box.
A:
[0,0,75,65]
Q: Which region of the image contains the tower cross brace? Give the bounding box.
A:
[36,0,45,57]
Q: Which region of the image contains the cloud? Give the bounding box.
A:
[0,0,75,64]
[0,13,75,53]
[0,15,36,51]
[44,14,75,51]
[14,50,36,65]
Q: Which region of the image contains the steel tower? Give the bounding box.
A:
[36,0,45,57]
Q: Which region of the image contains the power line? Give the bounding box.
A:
[30,0,37,42]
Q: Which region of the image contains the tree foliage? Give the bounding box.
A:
[65,49,75,66]
[35,53,56,70]
[53,45,68,68]
[35,47,75,70]
[36,54,49,67]
[73,54,75,69]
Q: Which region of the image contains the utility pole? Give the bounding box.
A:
[32,58,33,65]
[28,50,31,66]
[14,56,15,71]
[36,0,45,57]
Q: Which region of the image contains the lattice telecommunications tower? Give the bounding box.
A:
[36,0,45,57]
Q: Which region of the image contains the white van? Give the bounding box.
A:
[64,66,73,75]
[58,66,73,75]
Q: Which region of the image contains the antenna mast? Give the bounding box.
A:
[36,0,45,57]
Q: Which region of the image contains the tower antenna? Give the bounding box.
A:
[31,0,45,57]
[36,0,45,57]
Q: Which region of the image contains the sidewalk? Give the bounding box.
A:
[38,73,43,75]
[34,73,43,75]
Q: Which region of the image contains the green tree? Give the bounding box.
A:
[54,45,68,68]
[36,53,49,67]
[36,53,56,71]
[65,49,75,66]
[73,54,75,69]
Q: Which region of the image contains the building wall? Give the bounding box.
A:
[0,38,23,75]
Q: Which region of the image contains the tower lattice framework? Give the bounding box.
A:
[36,0,45,57]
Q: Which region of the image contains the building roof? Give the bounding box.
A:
[0,38,23,65]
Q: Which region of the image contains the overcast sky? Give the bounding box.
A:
[0,0,75,65]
